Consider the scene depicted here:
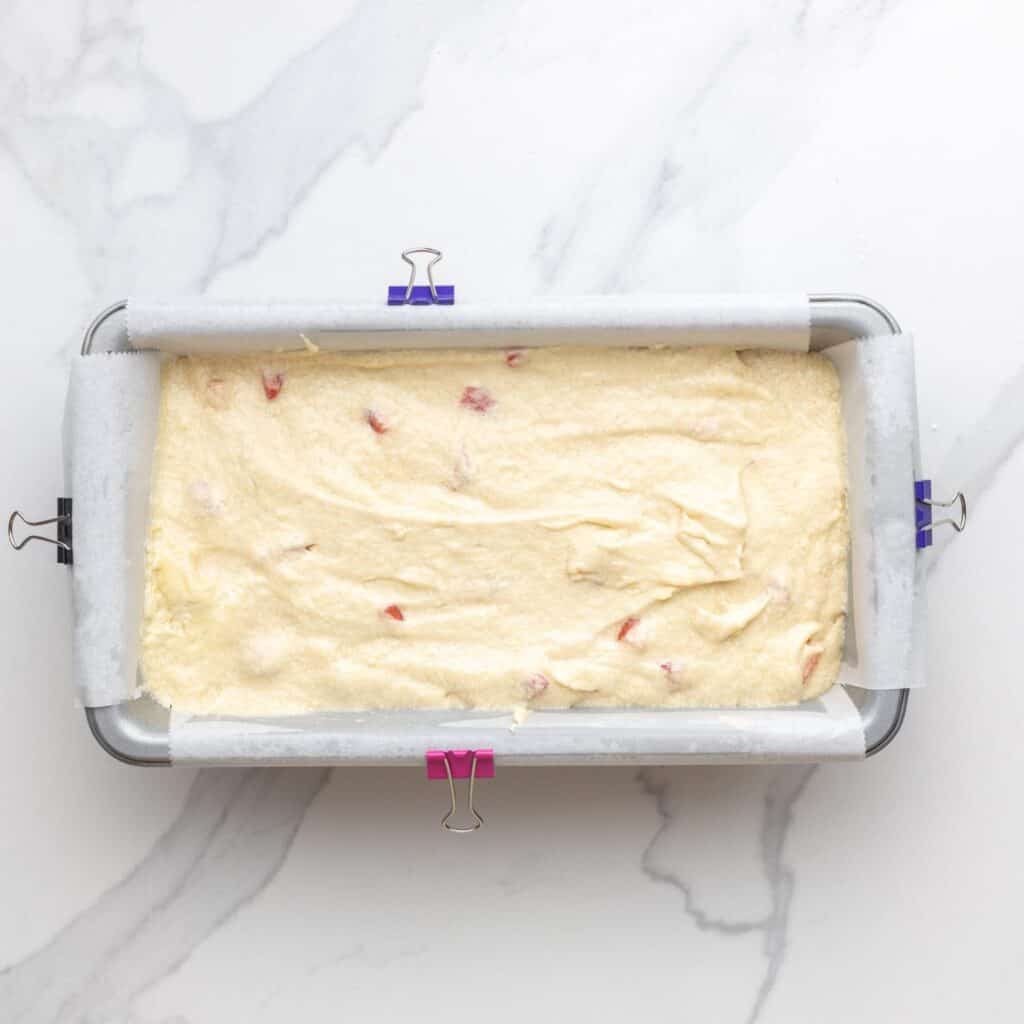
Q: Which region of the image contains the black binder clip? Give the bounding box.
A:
[8,498,73,564]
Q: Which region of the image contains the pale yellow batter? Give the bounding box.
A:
[141,345,848,716]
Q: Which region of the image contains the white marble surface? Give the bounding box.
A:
[1,1,1021,1020]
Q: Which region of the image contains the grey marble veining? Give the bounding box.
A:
[0,770,328,1023]
[639,767,814,1024]
[1,0,1021,1020]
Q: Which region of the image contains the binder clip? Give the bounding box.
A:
[8,499,73,564]
[387,247,454,306]
[425,749,493,833]
[915,480,967,548]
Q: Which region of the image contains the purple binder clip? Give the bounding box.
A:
[915,479,967,548]
[388,247,454,306]
[915,479,933,548]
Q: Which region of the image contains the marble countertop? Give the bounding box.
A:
[2,1,1020,1021]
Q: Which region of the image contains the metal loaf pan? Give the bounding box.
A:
[84,295,908,766]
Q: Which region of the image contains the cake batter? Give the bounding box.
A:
[141,345,848,715]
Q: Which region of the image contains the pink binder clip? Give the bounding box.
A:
[425,749,494,833]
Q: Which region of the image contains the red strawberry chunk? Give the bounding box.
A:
[505,349,526,367]
[660,660,685,690]
[262,369,285,400]
[460,386,495,413]
[366,409,389,434]
[802,651,821,683]
[383,604,404,621]
[617,617,639,643]
[522,673,549,699]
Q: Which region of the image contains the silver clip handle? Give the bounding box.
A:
[919,491,968,534]
[439,752,484,834]
[8,510,71,553]
[400,247,443,303]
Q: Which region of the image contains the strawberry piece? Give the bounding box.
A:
[522,673,549,699]
[383,604,404,621]
[262,369,285,400]
[460,386,495,413]
[366,409,389,434]
[802,651,821,683]
[617,617,639,643]
[660,660,685,690]
[505,349,526,368]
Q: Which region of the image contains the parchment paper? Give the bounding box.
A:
[126,294,811,354]
[821,334,924,690]
[63,351,162,707]
[166,685,865,764]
